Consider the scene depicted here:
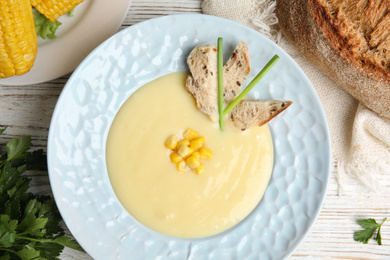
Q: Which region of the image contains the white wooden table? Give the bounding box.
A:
[1,1,389,259]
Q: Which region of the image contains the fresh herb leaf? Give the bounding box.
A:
[25,150,47,171]
[68,9,75,17]
[33,8,62,40]
[14,244,41,260]
[354,217,387,245]
[0,162,29,207]
[52,236,84,251]
[6,136,31,162]
[18,200,49,238]
[33,242,64,259]
[376,225,383,245]
[0,215,17,248]
[0,130,84,259]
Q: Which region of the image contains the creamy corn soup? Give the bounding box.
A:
[106,72,274,238]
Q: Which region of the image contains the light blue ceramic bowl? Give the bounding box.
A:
[47,14,331,260]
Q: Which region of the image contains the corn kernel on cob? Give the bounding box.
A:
[0,0,38,78]
[31,0,85,22]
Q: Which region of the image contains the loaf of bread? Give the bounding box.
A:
[276,0,390,120]
[186,41,251,121]
[231,100,292,131]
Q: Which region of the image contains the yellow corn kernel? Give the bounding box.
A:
[199,147,212,159]
[190,137,205,150]
[177,160,186,172]
[185,155,200,169]
[164,135,178,149]
[177,144,193,158]
[176,139,190,149]
[183,129,198,141]
[0,0,38,78]
[169,152,182,163]
[192,151,200,159]
[31,0,85,22]
[196,164,205,175]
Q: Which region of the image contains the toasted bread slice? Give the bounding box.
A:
[230,100,292,130]
[186,41,251,121]
[223,41,251,103]
[186,44,219,121]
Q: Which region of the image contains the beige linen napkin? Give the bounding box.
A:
[202,0,390,195]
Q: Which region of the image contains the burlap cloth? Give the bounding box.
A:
[202,0,390,196]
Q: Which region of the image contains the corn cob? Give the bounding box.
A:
[31,0,85,22]
[0,0,38,78]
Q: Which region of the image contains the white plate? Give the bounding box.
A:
[48,14,331,260]
[0,0,132,85]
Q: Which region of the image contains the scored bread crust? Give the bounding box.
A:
[186,44,219,122]
[186,42,251,121]
[231,100,292,130]
[186,41,292,129]
[223,41,251,102]
[276,0,390,120]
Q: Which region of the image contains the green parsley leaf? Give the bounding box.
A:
[354,217,387,245]
[34,241,64,259]
[0,162,28,207]
[0,130,84,259]
[376,225,383,245]
[6,136,31,162]
[52,236,84,251]
[0,215,17,248]
[15,244,41,260]
[0,253,11,260]
[358,218,379,229]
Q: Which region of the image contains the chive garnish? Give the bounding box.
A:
[217,37,224,131]
[223,54,280,116]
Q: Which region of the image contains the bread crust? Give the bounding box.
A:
[231,100,292,130]
[223,41,251,102]
[186,41,292,130]
[186,42,251,122]
[276,0,390,120]
[186,44,219,121]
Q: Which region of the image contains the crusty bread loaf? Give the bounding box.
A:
[186,41,251,121]
[276,0,390,120]
[231,100,292,130]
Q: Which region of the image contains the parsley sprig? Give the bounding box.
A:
[0,128,84,259]
[354,217,387,245]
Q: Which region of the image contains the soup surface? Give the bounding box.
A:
[106,72,274,238]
